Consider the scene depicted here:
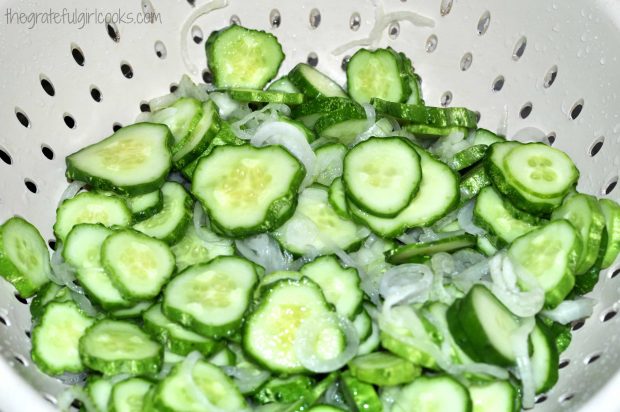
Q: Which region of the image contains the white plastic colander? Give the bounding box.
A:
[0,0,619,410]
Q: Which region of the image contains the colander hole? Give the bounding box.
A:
[106,22,120,42]
[460,52,473,71]
[440,0,454,16]
[40,76,55,97]
[474,111,481,122]
[307,52,319,67]
[559,393,575,404]
[477,11,491,35]
[589,137,604,157]
[41,145,55,160]
[585,353,601,364]
[544,65,558,88]
[0,148,12,165]
[141,0,155,15]
[492,75,504,92]
[341,55,351,72]
[309,8,321,29]
[544,132,556,146]
[426,35,438,53]
[270,9,281,28]
[388,22,400,39]
[71,45,85,66]
[15,108,30,128]
[154,41,167,59]
[571,320,585,331]
[230,15,241,25]
[570,99,584,120]
[14,293,28,305]
[0,314,8,327]
[121,63,134,79]
[519,102,533,119]
[350,13,361,31]
[48,239,56,251]
[559,359,570,369]
[186,0,195,6]
[71,399,83,410]
[440,91,453,107]
[90,86,102,102]
[512,36,527,60]
[13,354,27,367]
[43,394,57,406]
[63,114,76,129]
[25,179,37,194]
[609,267,620,279]
[112,123,123,132]
[191,26,203,44]
[603,177,618,195]
[25,330,31,339]
[140,102,151,113]
[535,394,547,404]
[202,69,213,84]
[170,84,178,93]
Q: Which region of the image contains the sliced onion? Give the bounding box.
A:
[70,291,98,317]
[352,117,393,146]
[430,129,470,163]
[380,263,433,309]
[295,314,359,373]
[252,120,316,188]
[396,228,422,244]
[458,200,486,235]
[350,235,394,303]
[235,233,292,274]
[323,379,349,409]
[210,92,242,119]
[180,351,223,411]
[511,317,536,409]
[497,104,509,137]
[192,202,230,247]
[57,386,96,412]
[222,365,270,394]
[148,93,180,112]
[176,74,210,101]
[58,181,86,207]
[541,298,595,324]
[231,104,291,140]
[451,258,489,293]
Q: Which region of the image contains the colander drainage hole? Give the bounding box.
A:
[230,15,241,25]
[307,52,319,67]
[186,0,195,6]
[112,123,123,132]
[440,91,452,107]
[106,21,120,42]
[603,177,618,195]
[570,99,584,120]
[191,26,203,44]
[440,0,454,16]
[48,239,57,251]
[341,56,351,72]
[14,292,28,305]
[519,102,533,119]
[460,52,473,71]
[90,86,102,102]
[15,108,30,128]
[477,11,491,35]
[13,354,27,367]
[202,69,213,84]
[0,314,8,327]
[559,393,575,404]
[41,145,54,160]
[585,353,601,365]
[544,65,558,88]
[559,359,570,369]
[25,179,37,194]
[544,132,556,146]
[63,114,76,129]
[71,44,85,66]
[426,34,438,53]
[40,76,55,97]
[43,394,57,406]
[25,330,31,339]
[571,319,585,331]
[309,8,321,29]
[170,84,178,93]
[0,148,12,165]
[492,75,504,92]
[350,13,361,31]
[589,137,604,157]
[140,102,151,113]
[512,36,527,61]
[270,9,281,29]
[388,22,400,39]
[535,394,547,404]
[121,63,134,79]
[602,309,618,322]
[154,41,167,59]
[609,267,620,279]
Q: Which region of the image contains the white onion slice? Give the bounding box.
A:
[541,298,595,324]
[489,253,544,317]
[176,74,210,101]
[380,263,433,309]
[222,365,270,394]
[295,314,359,373]
[179,352,225,411]
[457,200,486,235]
[148,93,180,112]
[235,233,292,275]
[192,202,230,247]
[497,104,509,137]
[252,120,316,188]
[511,317,536,409]
[396,228,422,244]
[58,181,86,207]
[210,92,242,119]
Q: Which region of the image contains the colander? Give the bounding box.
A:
[1,0,619,410]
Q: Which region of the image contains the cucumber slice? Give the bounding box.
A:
[599,198,620,268]
[531,320,559,394]
[385,234,477,264]
[405,124,467,139]
[259,270,303,291]
[353,309,372,341]
[347,48,411,104]
[372,98,478,129]
[314,108,368,145]
[163,256,259,338]
[125,190,163,222]
[253,375,315,404]
[291,97,360,118]
[460,163,492,202]
[349,352,421,386]
[341,372,382,412]
[192,144,305,237]
[109,377,154,412]
[328,177,350,218]
[86,377,114,412]
[31,301,94,375]
[273,186,368,255]
[173,100,221,168]
[150,98,203,147]
[472,128,505,146]
[226,88,305,105]
[314,142,347,187]
[509,220,580,306]
[486,142,563,215]
[344,137,422,217]
[282,373,339,412]
[469,381,519,412]
[504,142,578,199]
[54,192,132,242]
[102,229,174,300]
[477,235,499,257]
[393,375,472,412]
[0,216,51,298]
[398,51,424,105]
[243,277,334,373]
[110,301,152,319]
[66,123,173,196]
[133,182,192,244]
[380,332,438,370]
[450,144,487,171]
[447,284,521,366]
[209,346,236,367]
[268,76,300,93]
[30,283,70,320]
[143,303,218,356]
[300,255,363,319]
[152,358,247,411]
[171,222,234,272]
[206,25,284,89]
[552,193,606,274]
[64,224,132,310]
[349,146,459,238]
[357,320,380,356]
[474,186,541,245]
[289,63,347,98]
[572,228,607,296]
[79,319,163,375]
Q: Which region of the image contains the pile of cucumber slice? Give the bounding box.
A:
[1,23,619,412]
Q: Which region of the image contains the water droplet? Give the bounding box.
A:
[552,24,560,32]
